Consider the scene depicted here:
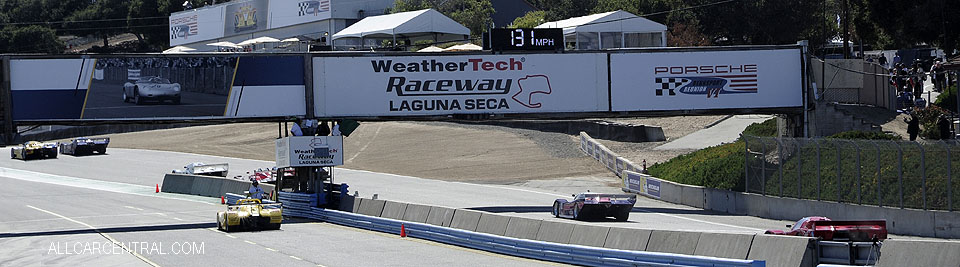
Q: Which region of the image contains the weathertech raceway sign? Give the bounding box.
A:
[609,48,803,111]
[315,54,607,117]
[275,136,343,167]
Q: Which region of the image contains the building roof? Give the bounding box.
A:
[535,10,666,35]
[332,9,469,39]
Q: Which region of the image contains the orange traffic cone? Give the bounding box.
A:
[221,196,226,204]
[400,224,407,237]
[155,184,160,193]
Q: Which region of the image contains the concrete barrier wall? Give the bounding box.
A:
[380,201,408,220]
[746,235,815,267]
[536,221,575,244]
[357,199,386,217]
[645,230,700,255]
[161,174,193,194]
[162,173,273,198]
[338,195,356,212]
[471,120,665,143]
[680,185,705,209]
[352,197,363,213]
[503,217,542,240]
[475,213,511,236]
[450,209,483,232]
[603,228,651,251]
[401,203,432,223]
[425,206,456,227]
[693,233,755,260]
[569,224,610,247]
[580,131,960,239]
[877,239,960,267]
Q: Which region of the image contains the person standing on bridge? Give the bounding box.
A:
[249,180,265,200]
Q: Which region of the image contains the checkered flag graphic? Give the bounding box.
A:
[298,2,310,16]
[655,78,687,96]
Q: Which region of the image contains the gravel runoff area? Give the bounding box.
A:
[100,116,726,186]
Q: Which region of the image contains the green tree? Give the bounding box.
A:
[0,25,63,53]
[66,0,129,47]
[509,10,546,28]
[391,0,494,39]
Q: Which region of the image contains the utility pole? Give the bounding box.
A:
[842,0,850,59]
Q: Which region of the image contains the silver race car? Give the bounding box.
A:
[122,76,181,104]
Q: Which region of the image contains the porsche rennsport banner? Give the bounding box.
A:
[609,48,803,111]
[314,54,608,117]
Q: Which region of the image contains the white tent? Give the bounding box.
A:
[162,46,197,54]
[417,45,444,52]
[443,43,482,52]
[536,10,666,49]
[332,9,469,49]
[238,36,281,46]
[206,41,241,49]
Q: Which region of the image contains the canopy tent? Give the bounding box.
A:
[417,45,444,52]
[536,10,666,50]
[238,36,281,46]
[206,41,242,49]
[162,46,197,54]
[331,9,469,50]
[281,37,300,42]
[443,43,482,52]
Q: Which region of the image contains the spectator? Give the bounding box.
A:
[878,51,888,68]
[938,115,952,140]
[893,52,901,66]
[905,111,920,141]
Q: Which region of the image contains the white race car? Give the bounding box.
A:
[122,76,181,104]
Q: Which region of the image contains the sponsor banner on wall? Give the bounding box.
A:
[276,136,343,167]
[9,59,96,120]
[10,55,307,121]
[623,171,661,199]
[315,54,608,117]
[610,48,803,111]
[170,6,225,46]
[225,0,269,35]
[269,0,331,29]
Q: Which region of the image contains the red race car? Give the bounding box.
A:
[765,216,887,242]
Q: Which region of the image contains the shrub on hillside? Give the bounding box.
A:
[828,130,901,140]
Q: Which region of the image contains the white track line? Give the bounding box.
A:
[346,123,381,163]
[27,205,160,267]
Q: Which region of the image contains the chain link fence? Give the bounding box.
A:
[744,135,960,211]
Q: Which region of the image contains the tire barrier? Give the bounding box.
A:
[314,208,764,267]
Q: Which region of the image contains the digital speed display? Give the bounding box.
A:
[488,28,563,52]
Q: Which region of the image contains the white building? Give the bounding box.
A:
[536,10,667,50]
[168,0,394,51]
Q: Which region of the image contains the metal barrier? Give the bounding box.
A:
[744,135,959,211]
[313,208,765,267]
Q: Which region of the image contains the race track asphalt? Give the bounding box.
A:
[0,148,561,266]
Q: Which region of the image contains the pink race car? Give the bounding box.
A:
[765,216,887,242]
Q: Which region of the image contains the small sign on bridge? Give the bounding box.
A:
[275,136,344,167]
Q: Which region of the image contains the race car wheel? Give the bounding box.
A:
[134,87,143,105]
[217,219,222,231]
[122,89,129,103]
[10,149,14,159]
[553,202,560,218]
[266,223,281,230]
[615,210,629,222]
[573,206,581,220]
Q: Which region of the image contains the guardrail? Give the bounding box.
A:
[311,208,765,267]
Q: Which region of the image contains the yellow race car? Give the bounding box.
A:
[11,141,58,160]
[217,199,282,232]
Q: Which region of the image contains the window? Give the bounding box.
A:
[600,32,623,49]
[625,32,662,47]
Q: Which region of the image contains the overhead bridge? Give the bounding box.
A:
[0,45,808,142]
